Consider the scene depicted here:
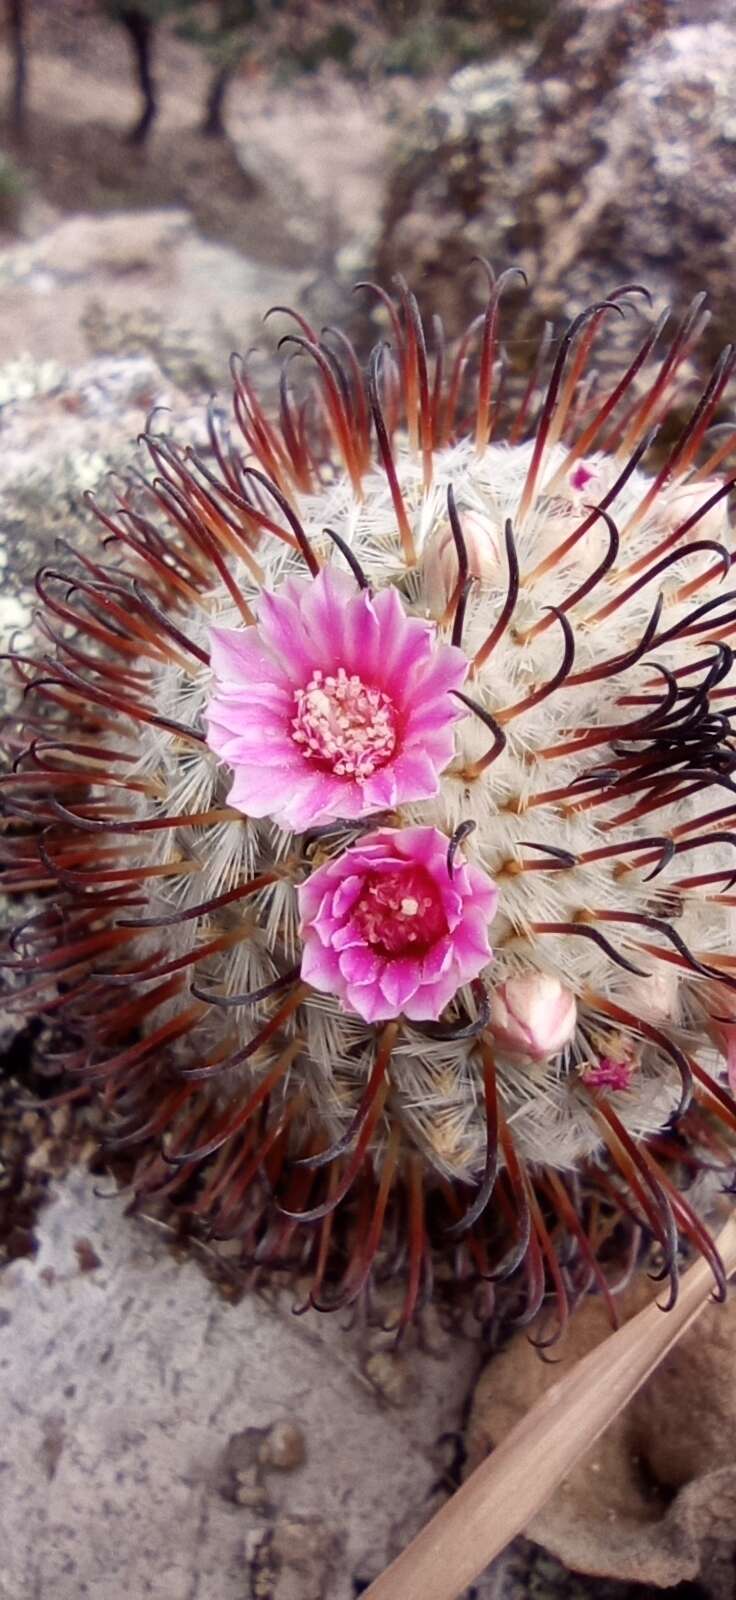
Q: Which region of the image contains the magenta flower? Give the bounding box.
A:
[582,1057,635,1092]
[206,568,468,833]
[298,825,498,1023]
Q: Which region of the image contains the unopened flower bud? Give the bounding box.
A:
[535,457,612,568]
[658,477,729,543]
[699,979,736,1094]
[618,965,679,1023]
[489,973,576,1061]
[422,507,502,618]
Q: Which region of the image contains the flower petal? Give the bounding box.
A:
[378,957,422,1009]
[281,773,352,832]
[209,624,289,690]
[298,566,361,666]
[206,571,468,831]
[227,764,304,817]
[332,873,364,918]
[402,969,462,1021]
[297,825,499,1022]
[379,748,442,803]
[345,980,396,1023]
[338,945,383,986]
[301,938,342,993]
[256,587,315,682]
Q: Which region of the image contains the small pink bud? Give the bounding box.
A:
[489,973,577,1061]
[699,978,736,1095]
[536,458,612,567]
[422,507,502,618]
[657,477,728,543]
[582,1056,635,1092]
[618,965,679,1023]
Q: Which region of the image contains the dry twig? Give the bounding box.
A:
[365,1214,736,1600]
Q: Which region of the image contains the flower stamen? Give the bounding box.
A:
[352,866,448,956]
[292,668,398,780]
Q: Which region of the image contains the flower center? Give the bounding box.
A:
[352,866,448,958]
[291,668,398,780]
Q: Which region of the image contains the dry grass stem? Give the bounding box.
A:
[364,1214,736,1600]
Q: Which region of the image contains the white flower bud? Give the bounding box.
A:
[489,973,577,1061]
[617,965,679,1023]
[422,506,502,618]
[657,477,729,542]
[698,979,736,1093]
[535,458,614,568]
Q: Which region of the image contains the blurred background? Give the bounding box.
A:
[1,5,735,1599]
[3,0,734,627]
[2,0,734,384]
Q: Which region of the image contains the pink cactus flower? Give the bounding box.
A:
[206,567,468,832]
[298,825,498,1023]
[582,1057,635,1092]
[488,973,577,1061]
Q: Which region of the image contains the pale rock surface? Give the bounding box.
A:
[0,1170,478,1600]
[0,207,308,379]
[376,0,736,366]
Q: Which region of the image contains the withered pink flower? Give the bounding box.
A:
[206,567,467,832]
[298,825,498,1023]
[582,1057,636,1092]
[488,973,577,1061]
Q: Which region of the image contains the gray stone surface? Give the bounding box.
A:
[375,0,736,366]
[2,1167,691,1600]
[0,1170,479,1600]
[0,207,309,382]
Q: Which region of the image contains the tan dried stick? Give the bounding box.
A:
[365,1213,736,1600]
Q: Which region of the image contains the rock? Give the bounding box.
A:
[0,1171,479,1599]
[258,1512,340,1599]
[363,1348,416,1409]
[0,346,194,655]
[375,0,736,368]
[0,208,309,380]
[259,1420,307,1472]
[217,1421,306,1510]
